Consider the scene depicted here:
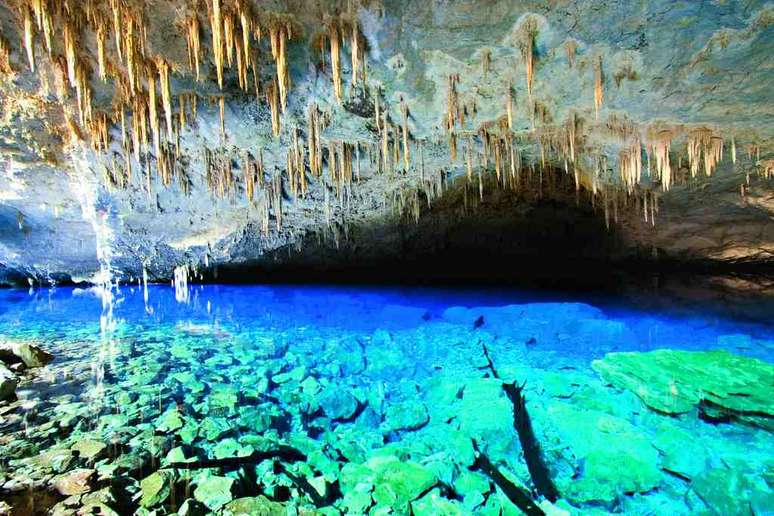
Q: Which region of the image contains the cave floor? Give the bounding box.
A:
[0,284,772,515]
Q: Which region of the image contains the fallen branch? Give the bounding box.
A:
[471,441,545,516]
[166,445,306,470]
[481,343,560,502]
[503,382,559,502]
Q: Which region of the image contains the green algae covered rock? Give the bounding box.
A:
[412,489,468,515]
[318,386,358,420]
[193,475,236,510]
[156,407,185,433]
[592,350,774,426]
[222,496,286,515]
[370,456,437,510]
[70,439,107,461]
[382,401,429,433]
[340,455,437,512]
[539,402,662,505]
[564,448,661,504]
[140,470,176,508]
[652,424,707,479]
[690,467,773,516]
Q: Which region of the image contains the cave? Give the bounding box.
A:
[0,1,772,514]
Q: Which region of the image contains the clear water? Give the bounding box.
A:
[0,284,772,515]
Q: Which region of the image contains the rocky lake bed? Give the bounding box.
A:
[0,286,772,515]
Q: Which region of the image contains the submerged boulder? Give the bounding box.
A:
[193,475,236,511]
[140,470,176,508]
[0,341,54,368]
[221,496,285,516]
[318,386,359,420]
[0,363,17,401]
[592,349,774,427]
[538,402,662,506]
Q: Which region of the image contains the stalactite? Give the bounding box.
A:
[351,21,362,87]
[520,18,537,96]
[210,0,224,89]
[619,139,642,193]
[649,129,673,191]
[22,6,35,72]
[593,56,603,120]
[0,36,12,74]
[329,21,342,103]
[565,39,577,68]
[158,58,173,139]
[446,74,459,131]
[401,99,410,170]
[224,10,235,68]
[64,21,77,87]
[96,21,107,81]
[269,20,290,112]
[111,0,123,62]
[731,137,737,164]
[687,128,722,178]
[267,79,280,137]
[148,65,161,158]
[186,13,202,81]
[506,86,514,131]
[218,95,226,143]
[381,113,389,173]
[463,138,473,182]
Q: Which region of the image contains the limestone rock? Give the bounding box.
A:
[382,401,429,433]
[0,363,17,401]
[221,496,286,516]
[593,349,774,427]
[318,386,359,420]
[140,470,176,508]
[193,476,236,511]
[70,439,107,462]
[51,468,94,496]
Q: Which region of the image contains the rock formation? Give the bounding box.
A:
[0,0,771,284]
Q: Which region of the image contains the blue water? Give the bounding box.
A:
[3,284,773,359]
[0,284,772,514]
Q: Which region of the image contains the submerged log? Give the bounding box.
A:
[166,445,306,470]
[471,441,545,516]
[502,382,560,502]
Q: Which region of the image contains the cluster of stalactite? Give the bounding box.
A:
[311,12,367,105]
[1,0,771,248]
[8,0,303,200]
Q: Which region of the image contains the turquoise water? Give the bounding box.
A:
[0,284,772,514]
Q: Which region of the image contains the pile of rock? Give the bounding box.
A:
[0,339,54,401]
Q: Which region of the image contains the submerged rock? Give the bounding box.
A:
[0,363,17,401]
[221,496,286,515]
[318,386,359,420]
[193,475,236,511]
[343,455,438,512]
[70,439,107,462]
[593,349,774,427]
[0,340,54,368]
[382,401,429,433]
[539,402,662,505]
[691,467,772,516]
[50,468,94,496]
[140,469,176,508]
